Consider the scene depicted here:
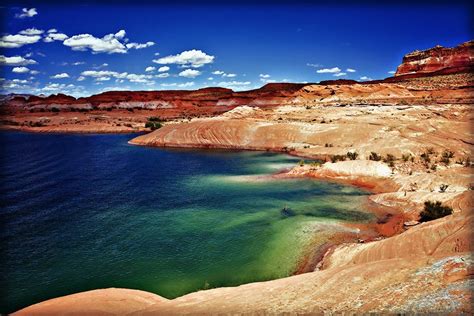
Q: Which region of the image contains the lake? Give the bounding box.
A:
[0,132,372,313]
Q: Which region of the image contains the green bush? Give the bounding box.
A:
[419,201,453,222]
[145,121,162,130]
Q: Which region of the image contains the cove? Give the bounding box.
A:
[0,132,373,313]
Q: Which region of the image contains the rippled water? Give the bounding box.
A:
[0,132,372,313]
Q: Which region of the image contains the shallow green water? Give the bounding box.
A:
[0,132,372,313]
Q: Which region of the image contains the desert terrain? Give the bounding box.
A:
[8,41,474,314]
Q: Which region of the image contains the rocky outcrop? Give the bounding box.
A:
[395,40,474,77]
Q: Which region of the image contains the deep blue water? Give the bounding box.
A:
[0,132,371,313]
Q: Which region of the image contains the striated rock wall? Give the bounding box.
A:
[395,40,474,76]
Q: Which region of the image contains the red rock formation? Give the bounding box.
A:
[395,40,474,76]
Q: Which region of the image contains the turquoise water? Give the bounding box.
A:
[0,132,372,313]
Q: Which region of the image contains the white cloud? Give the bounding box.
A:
[47,29,58,33]
[158,66,169,72]
[161,82,195,88]
[333,72,347,77]
[96,77,111,81]
[359,76,373,81]
[259,74,271,78]
[179,69,201,78]
[212,70,224,75]
[388,71,396,74]
[317,67,341,73]
[44,32,69,43]
[223,73,236,78]
[51,73,70,79]
[156,73,169,78]
[80,69,154,84]
[72,61,85,66]
[16,8,38,19]
[63,30,154,54]
[208,77,214,80]
[154,52,160,56]
[12,67,30,73]
[0,55,37,66]
[19,28,44,35]
[145,66,155,72]
[30,70,39,75]
[126,41,155,49]
[307,63,323,68]
[346,68,356,73]
[114,30,126,39]
[77,76,86,81]
[154,49,214,68]
[218,81,251,86]
[0,33,42,48]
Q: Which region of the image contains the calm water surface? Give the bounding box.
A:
[0,132,372,313]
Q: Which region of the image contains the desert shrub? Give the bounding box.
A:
[347,151,358,160]
[298,160,305,166]
[430,164,437,171]
[325,143,333,148]
[369,152,382,161]
[145,121,162,130]
[419,201,453,222]
[402,154,412,162]
[439,184,449,193]
[330,155,346,163]
[420,152,431,163]
[51,107,60,112]
[440,149,454,165]
[426,147,435,155]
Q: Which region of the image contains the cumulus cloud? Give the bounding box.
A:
[158,66,169,72]
[317,67,341,73]
[63,30,154,54]
[207,77,214,80]
[77,76,86,81]
[145,66,155,72]
[30,70,39,75]
[19,28,44,35]
[359,76,372,81]
[156,73,170,78]
[44,31,69,43]
[126,42,155,50]
[80,69,154,84]
[0,55,37,66]
[153,49,214,68]
[259,74,271,78]
[223,73,236,78]
[212,70,224,75]
[0,33,42,48]
[50,73,70,79]
[346,68,356,73]
[12,67,30,73]
[179,69,201,78]
[333,72,346,77]
[16,8,38,19]
[72,61,85,66]
[388,70,396,74]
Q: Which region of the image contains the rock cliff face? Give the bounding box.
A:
[395,40,474,76]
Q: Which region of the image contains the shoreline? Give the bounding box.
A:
[8,128,473,314]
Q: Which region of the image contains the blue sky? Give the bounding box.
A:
[0,3,472,96]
